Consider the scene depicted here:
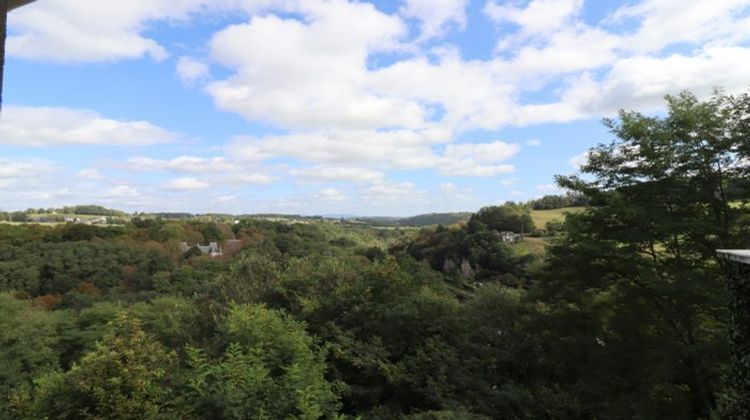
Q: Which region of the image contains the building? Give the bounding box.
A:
[180,242,223,257]
[499,231,521,243]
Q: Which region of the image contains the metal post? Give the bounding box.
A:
[716,249,750,418]
[1,0,8,110]
[1,1,36,110]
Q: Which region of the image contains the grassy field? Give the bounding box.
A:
[530,207,584,227]
[509,236,548,257]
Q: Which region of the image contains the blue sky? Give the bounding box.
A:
[2,0,750,216]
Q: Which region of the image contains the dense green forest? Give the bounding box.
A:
[0,91,748,419]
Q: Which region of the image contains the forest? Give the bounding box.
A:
[0,91,748,419]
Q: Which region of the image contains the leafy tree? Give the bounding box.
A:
[537,90,750,418]
[470,203,535,234]
[201,223,226,243]
[16,314,178,420]
[0,294,71,415]
[183,303,339,419]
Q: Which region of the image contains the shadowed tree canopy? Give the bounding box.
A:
[537,90,750,418]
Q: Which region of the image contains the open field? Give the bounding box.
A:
[530,207,584,227]
[510,236,548,257]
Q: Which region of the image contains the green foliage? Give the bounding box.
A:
[183,303,339,419]
[471,203,535,234]
[538,90,750,418]
[0,241,173,296]
[529,193,589,210]
[62,205,124,217]
[392,221,534,285]
[15,314,178,420]
[200,222,226,243]
[0,294,71,415]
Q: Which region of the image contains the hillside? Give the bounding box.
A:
[530,206,584,227]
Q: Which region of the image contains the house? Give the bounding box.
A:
[179,242,223,257]
[499,231,521,243]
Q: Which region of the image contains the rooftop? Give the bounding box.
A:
[717,250,750,265]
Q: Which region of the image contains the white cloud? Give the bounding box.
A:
[7,0,301,63]
[231,132,517,177]
[7,0,750,216]
[103,185,140,198]
[0,159,59,192]
[526,139,541,146]
[207,2,415,130]
[164,177,211,190]
[229,129,447,169]
[9,0,188,62]
[123,156,235,173]
[76,169,104,180]
[176,56,210,84]
[316,188,347,202]
[216,194,238,204]
[536,183,561,193]
[569,151,590,169]
[292,166,385,184]
[439,141,519,176]
[360,180,428,211]
[0,106,178,147]
[569,46,750,116]
[612,0,750,53]
[485,0,583,39]
[226,173,278,185]
[122,155,277,186]
[401,0,469,40]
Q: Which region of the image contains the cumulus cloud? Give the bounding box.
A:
[164,177,211,190]
[536,183,561,193]
[123,156,236,173]
[316,188,347,202]
[0,158,58,185]
[361,180,428,210]
[569,151,590,169]
[0,106,178,147]
[485,0,583,39]
[439,141,519,176]
[225,173,278,185]
[292,166,385,184]
[230,131,517,177]
[9,0,192,62]
[401,0,469,40]
[76,169,104,180]
[7,0,750,214]
[176,56,210,85]
[229,129,446,169]
[207,2,414,130]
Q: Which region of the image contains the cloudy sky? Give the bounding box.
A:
[3,0,750,215]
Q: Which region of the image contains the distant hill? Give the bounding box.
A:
[397,212,472,227]
[353,212,471,227]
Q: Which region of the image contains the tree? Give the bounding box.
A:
[537,90,750,418]
[470,203,535,234]
[16,314,178,420]
[0,294,70,416]
[183,303,339,419]
[201,223,226,243]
